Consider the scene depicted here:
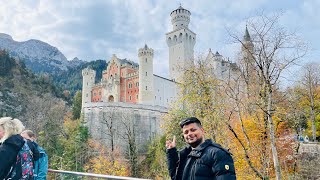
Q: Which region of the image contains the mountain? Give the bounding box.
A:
[0,33,85,74]
[52,60,108,96]
[0,33,108,97]
[0,50,65,117]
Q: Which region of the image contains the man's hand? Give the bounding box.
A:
[166,136,176,149]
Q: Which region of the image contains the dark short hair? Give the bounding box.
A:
[179,117,202,128]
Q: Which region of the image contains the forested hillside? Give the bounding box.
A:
[52,60,108,96]
[0,50,65,118]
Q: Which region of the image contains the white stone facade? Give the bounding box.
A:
[138,45,154,105]
[166,6,196,81]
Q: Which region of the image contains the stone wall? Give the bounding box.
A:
[297,142,320,179]
[83,102,167,154]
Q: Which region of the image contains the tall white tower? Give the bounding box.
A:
[166,5,196,81]
[138,44,154,105]
[81,68,96,110]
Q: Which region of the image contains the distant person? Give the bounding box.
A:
[304,135,309,143]
[166,117,236,180]
[0,117,33,179]
[21,130,48,180]
[299,135,304,142]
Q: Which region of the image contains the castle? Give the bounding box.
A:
[81,6,252,152]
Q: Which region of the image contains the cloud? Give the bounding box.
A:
[0,0,319,78]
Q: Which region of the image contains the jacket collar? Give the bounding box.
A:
[3,134,25,150]
[188,139,214,158]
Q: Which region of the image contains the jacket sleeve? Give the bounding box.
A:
[0,144,18,179]
[166,147,179,180]
[211,149,236,180]
[37,152,48,180]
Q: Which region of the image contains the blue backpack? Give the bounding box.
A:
[7,140,34,179]
[33,144,48,180]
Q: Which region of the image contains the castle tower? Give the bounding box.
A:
[138,44,154,105]
[82,68,96,110]
[241,25,254,61]
[166,5,196,81]
[241,25,257,85]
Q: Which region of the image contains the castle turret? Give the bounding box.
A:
[82,68,96,110]
[242,25,254,60]
[166,5,196,81]
[138,44,154,105]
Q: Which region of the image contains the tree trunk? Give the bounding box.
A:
[267,87,282,180]
[308,82,316,141]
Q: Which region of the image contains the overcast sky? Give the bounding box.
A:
[0,0,319,80]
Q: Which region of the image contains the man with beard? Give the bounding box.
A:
[166,117,236,180]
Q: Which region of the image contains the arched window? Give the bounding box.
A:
[108,95,114,102]
[145,58,147,63]
[146,72,148,76]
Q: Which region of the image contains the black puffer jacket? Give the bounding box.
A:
[167,139,236,180]
[0,134,25,179]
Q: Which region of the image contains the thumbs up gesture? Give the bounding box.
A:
[166,136,176,149]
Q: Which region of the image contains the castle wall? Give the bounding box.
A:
[153,75,178,107]
[83,102,167,153]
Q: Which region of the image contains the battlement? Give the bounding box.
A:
[138,44,154,57]
[82,68,95,76]
[170,6,191,30]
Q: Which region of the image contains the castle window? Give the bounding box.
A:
[145,58,147,63]
[129,96,132,100]
[146,72,147,76]
[146,86,147,90]
[86,94,88,97]
[129,83,132,89]
[155,96,156,99]
[136,94,138,99]
[87,82,88,86]
[136,82,139,87]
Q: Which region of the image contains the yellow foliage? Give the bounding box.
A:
[84,141,129,176]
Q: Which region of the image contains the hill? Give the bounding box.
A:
[0,50,65,118]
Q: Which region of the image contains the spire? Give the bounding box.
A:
[244,24,251,42]
[144,44,148,49]
[178,3,183,9]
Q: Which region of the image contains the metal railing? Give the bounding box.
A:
[48,169,151,180]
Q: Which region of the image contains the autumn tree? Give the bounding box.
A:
[84,140,129,176]
[229,12,307,179]
[300,62,320,141]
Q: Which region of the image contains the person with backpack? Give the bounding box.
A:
[21,130,48,180]
[0,117,34,180]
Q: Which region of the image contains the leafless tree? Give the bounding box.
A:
[119,110,138,177]
[229,12,307,180]
[300,62,320,141]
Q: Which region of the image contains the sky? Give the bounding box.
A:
[0,0,319,81]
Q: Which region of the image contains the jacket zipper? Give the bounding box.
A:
[190,159,198,180]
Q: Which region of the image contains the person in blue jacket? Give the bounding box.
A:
[166,117,236,180]
[21,130,48,180]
